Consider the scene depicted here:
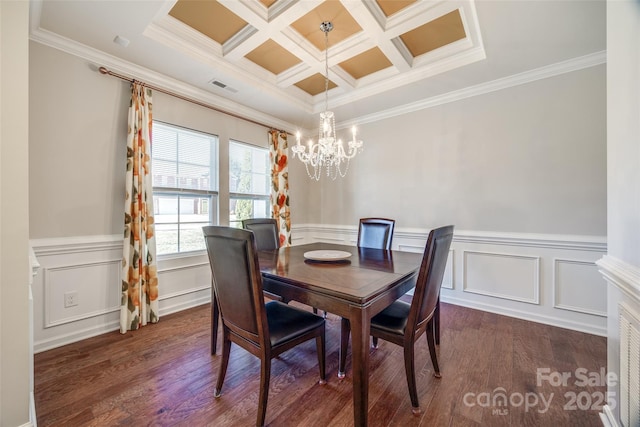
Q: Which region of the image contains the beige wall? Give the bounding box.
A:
[29,42,311,237]
[317,65,607,235]
[1,1,31,425]
[29,42,129,238]
[29,41,606,240]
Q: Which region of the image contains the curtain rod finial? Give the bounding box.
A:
[98,66,109,75]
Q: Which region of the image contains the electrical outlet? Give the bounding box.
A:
[64,291,78,308]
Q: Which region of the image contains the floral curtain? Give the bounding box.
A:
[121,82,159,333]
[269,129,291,247]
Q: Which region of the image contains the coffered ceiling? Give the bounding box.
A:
[30,0,606,130]
[151,0,484,114]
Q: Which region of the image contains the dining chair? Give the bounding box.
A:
[339,225,454,414]
[242,218,280,251]
[203,226,326,427]
[357,217,395,250]
[211,218,282,355]
[359,217,441,346]
[338,218,395,376]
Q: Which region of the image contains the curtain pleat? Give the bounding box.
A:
[121,83,159,333]
[269,130,291,247]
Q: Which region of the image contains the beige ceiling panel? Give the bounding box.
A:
[259,0,277,8]
[169,0,247,45]
[245,39,302,75]
[291,2,362,51]
[375,0,417,17]
[339,47,393,80]
[294,73,338,97]
[400,9,466,57]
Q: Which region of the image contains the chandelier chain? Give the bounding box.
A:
[323,24,329,112]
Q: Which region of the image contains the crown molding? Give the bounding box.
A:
[28,0,605,135]
[342,50,606,129]
[28,26,302,134]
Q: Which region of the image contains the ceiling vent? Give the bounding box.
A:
[209,79,238,93]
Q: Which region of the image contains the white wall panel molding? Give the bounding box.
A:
[30,235,213,352]
[597,255,640,304]
[453,230,607,252]
[30,229,608,351]
[462,250,540,305]
[294,224,607,336]
[43,258,121,328]
[442,250,455,290]
[293,225,607,253]
[30,234,122,256]
[553,258,607,317]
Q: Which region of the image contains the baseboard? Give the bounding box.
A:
[441,295,607,336]
[30,391,37,427]
[599,404,620,427]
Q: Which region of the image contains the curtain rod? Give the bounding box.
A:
[98,66,287,134]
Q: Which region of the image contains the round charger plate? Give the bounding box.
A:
[303,250,352,262]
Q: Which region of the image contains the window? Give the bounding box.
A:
[229,141,270,228]
[152,122,219,255]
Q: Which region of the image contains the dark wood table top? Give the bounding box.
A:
[257,242,421,307]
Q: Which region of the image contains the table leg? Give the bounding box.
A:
[350,307,370,426]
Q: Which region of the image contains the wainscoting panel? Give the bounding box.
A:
[297,225,607,336]
[597,255,640,426]
[463,251,540,304]
[554,258,606,316]
[44,258,121,328]
[30,235,213,353]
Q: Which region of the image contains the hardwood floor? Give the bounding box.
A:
[35,302,606,426]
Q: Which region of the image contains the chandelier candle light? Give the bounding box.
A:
[292,21,364,180]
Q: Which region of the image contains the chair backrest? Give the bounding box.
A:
[203,226,268,347]
[408,225,454,334]
[357,218,395,250]
[242,218,280,251]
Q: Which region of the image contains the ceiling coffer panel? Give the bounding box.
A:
[339,47,393,80]
[399,10,467,57]
[169,1,247,45]
[375,0,418,17]
[295,74,337,97]
[290,1,362,51]
[245,40,302,75]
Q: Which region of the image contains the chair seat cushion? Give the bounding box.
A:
[266,301,324,347]
[371,300,411,336]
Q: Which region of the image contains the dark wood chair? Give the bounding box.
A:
[203,226,326,427]
[337,217,396,377]
[211,218,282,354]
[360,217,442,346]
[357,217,395,250]
[339,225,454,414]
[242,218,280,251]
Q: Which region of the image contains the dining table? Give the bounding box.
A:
[256,242,422,426]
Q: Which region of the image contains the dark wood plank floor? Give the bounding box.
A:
[35,302,606,426]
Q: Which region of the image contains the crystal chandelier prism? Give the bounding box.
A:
[292,21,363,181]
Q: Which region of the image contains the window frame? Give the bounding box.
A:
[151,121,219,256]
[228,140,270,228]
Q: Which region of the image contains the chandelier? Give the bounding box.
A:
[292,21,364,180]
